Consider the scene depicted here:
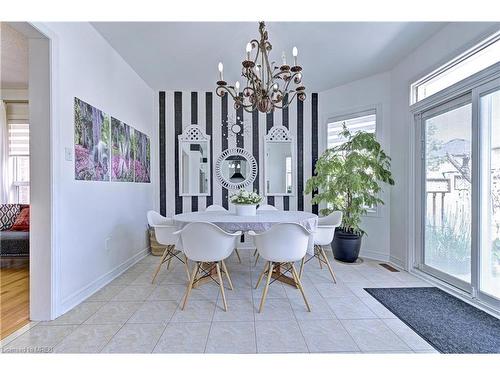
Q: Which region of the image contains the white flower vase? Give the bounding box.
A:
[235,204,257,216]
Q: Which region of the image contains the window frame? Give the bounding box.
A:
[6,118,30,204]
[321,104,382,217]
[410,29,500,105]
[410,61,500,313]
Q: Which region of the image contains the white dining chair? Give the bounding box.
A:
[299,211,342,283]
[248,223,311,313]
[174,222,242,311]
[252,204,279,265]
[205,204,227,212]
[147,210,190,283]
[205,204,243,263]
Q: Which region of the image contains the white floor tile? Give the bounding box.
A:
[255,320,308,353]
[53,324,122,353]
[326,296,378,319]
[341,319,411,352]
[205,321,256,353]
[298,319,360,352]
[153,322,211,353]
[101,323,165,353]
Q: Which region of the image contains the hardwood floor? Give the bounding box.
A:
[0,261,30,339]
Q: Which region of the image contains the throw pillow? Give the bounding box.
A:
[0,204,21,230]
[10,207,30,231]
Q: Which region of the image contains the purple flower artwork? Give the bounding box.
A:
[111,117,134,182]
[132,130,151,183]
[74,98,110,181]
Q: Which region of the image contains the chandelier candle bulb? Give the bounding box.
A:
[215,22,306,113]
[218,62,224,80]
[292,47,298,66]
[246,43,252,60]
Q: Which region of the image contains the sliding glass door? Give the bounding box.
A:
[421,96,472,290]
[418,79,500,310]
[478,81,500,306]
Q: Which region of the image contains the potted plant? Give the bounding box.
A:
[230,189,263,216]
[305,125,395,262]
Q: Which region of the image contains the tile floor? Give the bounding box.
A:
[0,251,438,354]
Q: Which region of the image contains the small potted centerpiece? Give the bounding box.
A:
[230,189,262,216]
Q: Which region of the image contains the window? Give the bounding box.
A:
[326,109,377,214]
[327,110,376,149]
[8,123,30,204]
[411,30,500,104]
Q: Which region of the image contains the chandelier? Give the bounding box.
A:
[216,21,306,114]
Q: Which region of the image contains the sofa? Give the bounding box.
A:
[0,204,30,258]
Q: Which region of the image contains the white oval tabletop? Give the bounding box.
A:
[173,210,318,255]
[172,210,318,233]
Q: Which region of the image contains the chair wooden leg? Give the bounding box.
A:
[319,247,337,283]
[290,263,311,312]
[234,249,242,263]
[152,246,170,284]
[182,262,199,310]
[254,253,260,267]
[298,256,306,279]
[258,262,274,313]
[315,246,323,269]
[216,262,228,312]
[183,254,191,281]
[221,260,234,290]
[254,261,269,289]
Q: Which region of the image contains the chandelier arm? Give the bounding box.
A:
[216,22,305,113]
[216,86,239,101]
[282,71,302,92]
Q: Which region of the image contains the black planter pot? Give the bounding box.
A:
[331,228,362,263]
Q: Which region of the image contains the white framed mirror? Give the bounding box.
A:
[178,125,211,196]
[215,148,258,190]
[264,125,295,196]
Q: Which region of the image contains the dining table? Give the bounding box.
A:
[172,210,318,287]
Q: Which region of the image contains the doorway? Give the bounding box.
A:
[416,76,500,311]
[1,21,52,339]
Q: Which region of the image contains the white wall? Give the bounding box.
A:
[319,72,392,261]
[389,22,500,269]
[33,22,156,317]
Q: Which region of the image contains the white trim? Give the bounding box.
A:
[178,124,211,197]
[410,64,500,312]
[215,147,258,191]
[359,249,390,262]
[410,62,500,113]
[58,247,149,315]
[264,125,296,197]
[321,104,383,218]
[411,29,500,104]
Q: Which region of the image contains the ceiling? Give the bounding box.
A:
[0,22,29,89]
[92,22,446,92]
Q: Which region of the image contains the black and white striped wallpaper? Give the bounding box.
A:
[159,91,319,217]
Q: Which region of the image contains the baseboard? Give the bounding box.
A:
[359,249,390,262]
[389,255,405,270]
[56,247,150,317]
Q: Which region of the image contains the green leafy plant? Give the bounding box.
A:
[230,189,262,205]
[305,125,394,235]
